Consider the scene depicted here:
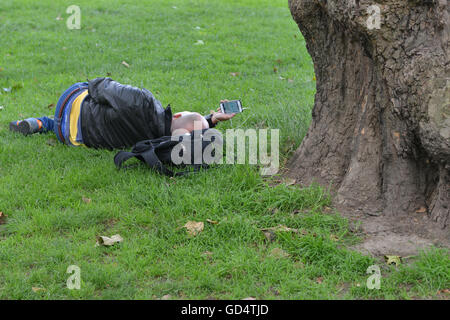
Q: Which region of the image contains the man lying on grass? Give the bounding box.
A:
[9,77,236,149]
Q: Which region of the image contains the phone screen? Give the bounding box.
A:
[222,101,241,114]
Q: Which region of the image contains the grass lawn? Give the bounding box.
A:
[0,0,448,299]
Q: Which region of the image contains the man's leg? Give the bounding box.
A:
[9,116,54,135]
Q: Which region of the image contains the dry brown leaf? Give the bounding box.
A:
[206,219,218,225]
[330,234,339,242]
[415,207,427,213]
[284,178,296,186]
[0,212,6,225]
[121,61,130,68]
[261,225,298,233]
[183,221,204,236]
[262,230,276,242]
[96,234,123,246]
[316,277,323,284]
[82,197,91,204]
[385,255,402,266]
[270,247,290,258]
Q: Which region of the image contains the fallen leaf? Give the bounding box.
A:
[262,230,276,242]
[206,219,218,225]
[385,255,402,266]
[270,247,290,258]
[242,297,256,300]
[32,287,46,293]
[183,221,204,236]
[194,40,205,45]
[415,207,427,213]
[261,225,298,233]
[121,61,130,68]
[316,277,323,284]
[284,178,296,186]
[82,197,91,204]
[160,294,171,300]
[270,287,280,296]
[96,234,123,247]
[0,211,7,224]
[330,234,339,242]
[437,289,450,295]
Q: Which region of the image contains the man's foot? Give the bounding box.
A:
[9,118,42,136]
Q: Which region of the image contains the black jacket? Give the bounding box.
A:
[80,78,215,150]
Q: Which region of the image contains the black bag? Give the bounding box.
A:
[114,129,221,177]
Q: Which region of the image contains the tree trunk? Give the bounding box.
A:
[287,0,449,229]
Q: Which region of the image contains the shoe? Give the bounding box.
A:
[9,118,41,135]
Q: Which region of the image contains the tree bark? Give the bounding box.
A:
[287,0,449,228]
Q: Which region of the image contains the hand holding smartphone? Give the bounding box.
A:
[219,100,243,114]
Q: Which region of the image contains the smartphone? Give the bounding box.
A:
[220,100,243,114]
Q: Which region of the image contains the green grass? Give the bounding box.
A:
[0,0,448,299]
